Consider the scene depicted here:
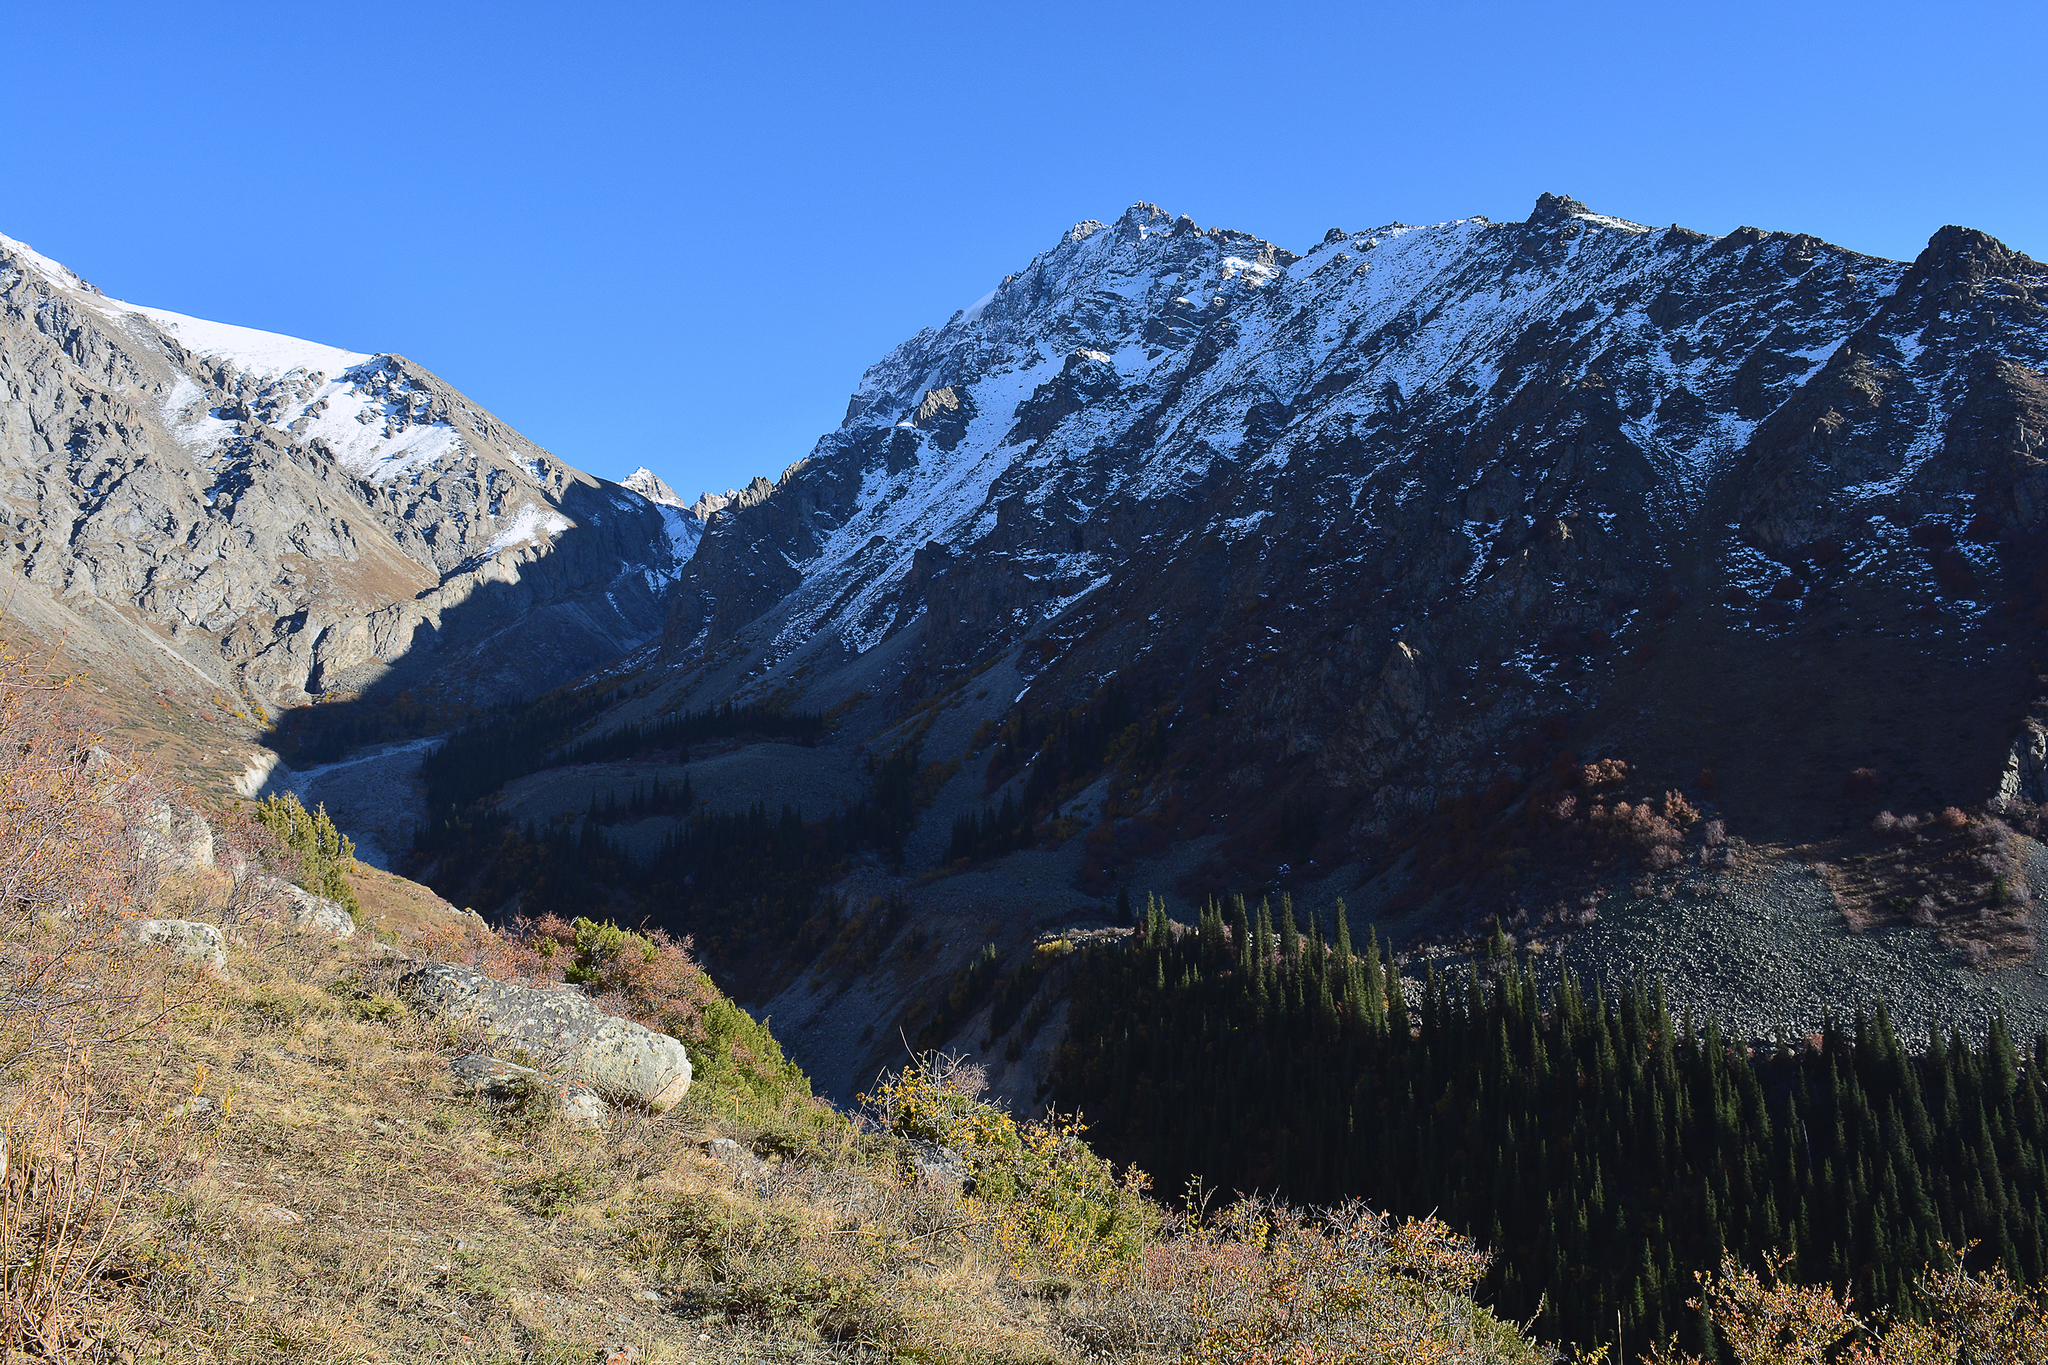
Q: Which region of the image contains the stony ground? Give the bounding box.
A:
[1407,840,2048,1048]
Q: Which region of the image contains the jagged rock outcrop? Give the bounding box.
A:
[0,233,699,709]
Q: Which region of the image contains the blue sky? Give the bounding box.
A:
[4,2,2041,500]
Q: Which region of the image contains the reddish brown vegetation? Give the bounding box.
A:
[1826,804,2037,966]
[1393,752,1717,932]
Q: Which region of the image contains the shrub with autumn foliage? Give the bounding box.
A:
[1647,1246,2048,1365]
[1170,1201,1549,1365]
[0,649,220,1351]
[861,1051,1156,1279]
[0,652,203,1071]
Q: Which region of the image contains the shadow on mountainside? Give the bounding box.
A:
[1577,571,2038,850]
[258,517,670,770]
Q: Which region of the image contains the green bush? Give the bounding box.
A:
[252,792,360,923]
[863,1054,1156,1278]
[561,916,658,990]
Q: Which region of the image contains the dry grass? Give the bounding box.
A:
[25,934,1070,1363]
[0,906,1555,1364]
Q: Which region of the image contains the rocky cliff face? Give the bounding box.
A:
[0,232,695,711]
[663,195,2048,879]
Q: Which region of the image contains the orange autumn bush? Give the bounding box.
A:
[1647,1246,2048,1365]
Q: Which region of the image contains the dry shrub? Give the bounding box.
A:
[0,1057,133,1354]
[1845,767,1884,796]
[1581,758,1629,788]
[1949,937,1993,969]
[1940,805,1970,832]
[1646,1244,2048,1364]
[1065,1199,1544,1365]
[1871,810,1931,839]
[0,655,204,1070]
[1703,819,1728,848]
[1588,798,1683,861]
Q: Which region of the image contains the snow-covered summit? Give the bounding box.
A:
[624,466,685,506]
[669,194,1922,667]
[1,233,472,483]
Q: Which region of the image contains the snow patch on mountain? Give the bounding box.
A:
[26,272,472,482]
[102,299,367,378]
[0,231,94,293]
[484,504,571,555]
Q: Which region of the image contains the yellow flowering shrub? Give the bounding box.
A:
[861,1053,1155,1278]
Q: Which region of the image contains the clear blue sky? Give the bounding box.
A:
[4,2,2041,501]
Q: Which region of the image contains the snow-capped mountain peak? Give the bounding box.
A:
[661,195,2048,875]
[624,466,685,506]
[0,230,692,708]
[667,195,1927,670]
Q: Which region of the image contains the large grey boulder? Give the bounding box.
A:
[400,963,690,1111]
[131,918,225,972]
[136,801,215,873]
[262,879,356,939]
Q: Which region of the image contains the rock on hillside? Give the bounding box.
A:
[659,196,2048,874]
[0,232,699,711]
[398,961,693,1111]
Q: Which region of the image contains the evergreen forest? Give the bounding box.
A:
[1051,897,2048,1359]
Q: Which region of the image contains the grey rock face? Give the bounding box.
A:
[264,879,356,939]
[2002,716,2048,807]
[0,232,695,710]
[135,801,215,873]
[400,963,690,1111]
[131,918,225,972]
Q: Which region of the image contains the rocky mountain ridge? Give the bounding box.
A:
[0,231,699,730]
[660,194,2048,888]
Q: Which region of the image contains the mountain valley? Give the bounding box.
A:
[8,195,2048,1358]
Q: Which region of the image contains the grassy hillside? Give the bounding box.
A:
[0,663,1558,1363]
